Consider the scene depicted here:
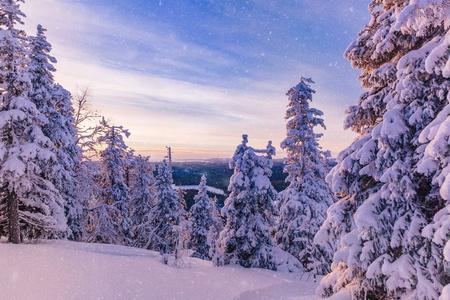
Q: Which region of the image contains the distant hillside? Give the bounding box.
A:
[171,160,288,209]
[170,158,337,209]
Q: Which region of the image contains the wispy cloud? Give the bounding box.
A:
[20,0,367,160]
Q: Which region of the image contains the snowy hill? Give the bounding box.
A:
[1,240,321,300]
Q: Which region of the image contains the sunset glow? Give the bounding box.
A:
[21,0,369,160]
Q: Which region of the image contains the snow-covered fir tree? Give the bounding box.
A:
[88,119,132,244]
[129,155,156,247]
[29,25,82,240]
[0,0,66,243]
[189,175,220,260]
[214,136,293,270]
[317,1,449,299]
[274,78,335,276]
[147,150,184,255]
[208,195,224,260]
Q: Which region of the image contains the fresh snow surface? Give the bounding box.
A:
[0,239,322,300]
[176,185,226,196]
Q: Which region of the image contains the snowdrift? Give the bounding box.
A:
[1,239,321,300]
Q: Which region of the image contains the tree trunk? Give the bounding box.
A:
[8,191,20,244]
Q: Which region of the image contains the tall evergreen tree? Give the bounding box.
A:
[317,1,449,299]
[147,150,184,255]
[130,155,156,247]
[88,119,131,244]
[29,25,82,240]
[189,175,219,260]
[0,0,66,243]
[214,136,295,270]
[274,78,335,276]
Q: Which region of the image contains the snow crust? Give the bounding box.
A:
[0,239,321,300]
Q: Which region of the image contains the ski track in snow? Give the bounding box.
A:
[0,239,321,300]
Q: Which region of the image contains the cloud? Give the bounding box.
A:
[20,0,366,160]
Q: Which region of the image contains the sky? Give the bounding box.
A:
[20,0,370,161]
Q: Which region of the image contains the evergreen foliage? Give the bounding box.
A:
[274,77,335,275]
[130,155,156,247]
[0,0,66,243]
[147,154,184,255]
[189,175,219,260]
[214,136,288,270]
[89,119,131,244]
[208,195,224,260]
[317,1,450,298]
[29,25,82,240]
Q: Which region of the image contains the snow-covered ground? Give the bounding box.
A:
[1,239,321,300]
[176,185,226,196]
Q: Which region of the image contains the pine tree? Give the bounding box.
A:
[89,119,131,244]
[29,25,82,240]
[215,136,296,270]
[0,0,66,243]
[147,151,184,255]
[129,155,156,247]
[317,1,449,299]
[274,78,335,276]
[189,175,219,260]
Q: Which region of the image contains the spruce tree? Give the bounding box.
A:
[29,25,82,240]
[0,0,66,242]
[89,119,131,244]
[189,175,219,260]
[215,136,293,270]
[130,155,156,247]
[147,151,184,255]
[274,78,335,276]
[317,1,449,299]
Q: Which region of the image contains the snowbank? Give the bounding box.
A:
[0,239,320,300]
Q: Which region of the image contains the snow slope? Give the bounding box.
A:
[0,239,321,300]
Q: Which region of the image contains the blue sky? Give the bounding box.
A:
[21,0,370,160]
